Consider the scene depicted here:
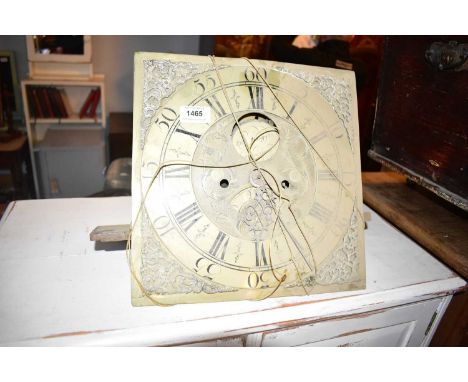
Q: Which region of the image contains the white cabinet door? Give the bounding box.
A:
[248,297,447,347]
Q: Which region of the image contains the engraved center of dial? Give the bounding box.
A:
[191,112,317,242]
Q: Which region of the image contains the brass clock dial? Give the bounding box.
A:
[131,53,365,305]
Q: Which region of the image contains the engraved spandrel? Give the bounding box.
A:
[316,207,360,285]
[141,60,219,149]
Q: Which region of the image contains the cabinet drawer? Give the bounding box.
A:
[300,321,416,347]
[175,336,245,347]
[255,298,444,347]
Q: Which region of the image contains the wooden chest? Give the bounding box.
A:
[369,36,468,210]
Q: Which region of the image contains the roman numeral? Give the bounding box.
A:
[255,241,268,267]
[204,94,227,119]
[342,171,355,187]
[175,128,201,140]
[248,86,264,109]
[165,165,190,179]
[309,202,332,223]
[174,202,202,232]
[330,122,344,139]
[153,215,175,237]
[142,161,157,179]
[309,130,327,145]
[288,100,297,117]
[209,231,230,260]
[318,169,337,181]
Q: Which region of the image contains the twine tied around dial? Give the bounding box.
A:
[126,55,365,306]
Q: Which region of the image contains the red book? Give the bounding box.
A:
[47,88,61,118]
[36,87,49,117]
[26,87,37,118]
[31,88,44,118]
[87,88,101,118]
[79,89,96,119]
[42,87,54,118]
[53,88,68,118]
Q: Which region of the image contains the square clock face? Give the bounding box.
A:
[131,52,365,306]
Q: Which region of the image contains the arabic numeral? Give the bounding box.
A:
[248,272,269,288]
[244,67,268,82]
[186,110,203,117]
[154,107,178,130]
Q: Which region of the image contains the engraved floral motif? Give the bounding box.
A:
[315,207,360,284]
[274,67,354,148]
[139,211,235,295]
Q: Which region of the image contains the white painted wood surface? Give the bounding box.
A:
[0,197,464,346]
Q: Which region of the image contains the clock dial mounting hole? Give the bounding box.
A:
[220,179,229,188]
[281,180,290,189]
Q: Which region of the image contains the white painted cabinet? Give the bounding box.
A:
[251,297,447,347]
[0,197,464,346]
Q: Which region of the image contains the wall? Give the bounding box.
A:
[0,36,29,122]
[0,36,29,81]
[0,35,203,114]
[92,36,201,112]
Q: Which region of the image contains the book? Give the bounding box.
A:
[33,87,46,118]
[59,89,73,117]
[41,87,54,118]
[79,89,96,119]
[54,88,68,118]
[47,87,61,118]
[26,86,37,118]
[87,88,101,118]
[50,88,67,118]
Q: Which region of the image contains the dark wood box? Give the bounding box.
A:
[108,112,133,162]
[369,36,468,210]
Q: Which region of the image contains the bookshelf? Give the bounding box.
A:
[21,75,106,198]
